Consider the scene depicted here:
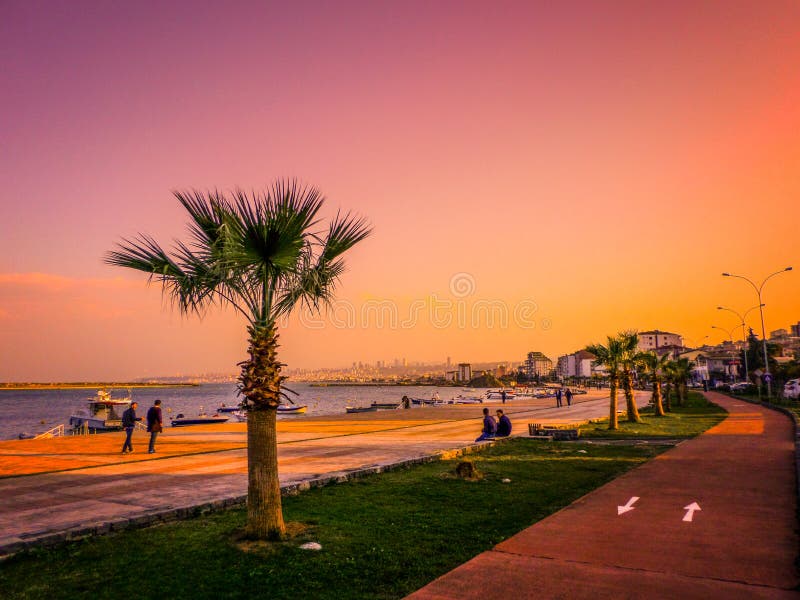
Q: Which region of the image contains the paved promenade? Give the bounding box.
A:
[408,392,799,599]
[0,391,644,556]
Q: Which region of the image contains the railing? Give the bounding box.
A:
[34,424,65,439]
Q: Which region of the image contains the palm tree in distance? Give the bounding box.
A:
[105,181,371,540]
[671,357,694,407]
[638,351,669,417]
[618,331,642,423]
[586,336,626,430]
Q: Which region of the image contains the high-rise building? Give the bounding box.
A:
[457,363,472,382]
[524,352,553,377]
[790,322,800,337]
[638,330,683,350]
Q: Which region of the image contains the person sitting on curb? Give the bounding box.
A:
[496,409,512,437]
[475,407,497,442]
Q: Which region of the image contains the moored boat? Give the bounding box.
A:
[69,389,132,431]
[346,406,378,413]
[370,402,400,409]
[216,404,240,413]
[278,404,307,414]
[170,412,229,427]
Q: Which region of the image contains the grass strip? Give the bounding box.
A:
[2,441,666,600]
[579,391,726,439]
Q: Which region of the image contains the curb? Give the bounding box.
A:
[0,439,509,560]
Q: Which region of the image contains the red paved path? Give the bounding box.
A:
[409,393,799,599]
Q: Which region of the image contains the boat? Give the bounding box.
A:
[278,404,307,414]
[346,406,378,413]
[170,412,229,427]
[69,389,132,431]
[370,402,400,409]
[485,390,516,400]
[216,404,240,413]
[229,405,307,421]
[452,395,483,404]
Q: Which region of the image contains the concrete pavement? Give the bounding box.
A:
[408,392,799,599]
[0,390,646,556]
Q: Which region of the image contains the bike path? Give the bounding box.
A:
[409,392,799,599]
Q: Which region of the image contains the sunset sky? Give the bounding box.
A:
[1,1,799,381]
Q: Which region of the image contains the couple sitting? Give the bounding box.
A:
[475,407,511,442]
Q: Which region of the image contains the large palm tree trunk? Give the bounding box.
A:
[664,382,672,412]
[622,370,641,422]
[652,379,665,417]
[608,375,619,430]
[240,325,286,540]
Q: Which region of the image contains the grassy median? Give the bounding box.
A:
[2,441,667,600]
[580,391,726,439]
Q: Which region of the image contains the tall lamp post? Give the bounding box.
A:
[711,325,737,381]
[722,267,793,397]
[717,303,764,385]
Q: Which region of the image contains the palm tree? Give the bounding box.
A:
[618,331,642,423]
[638,351,669,417]
[671,357,694,407]
[105,181,371,540]
[586,336,625,430]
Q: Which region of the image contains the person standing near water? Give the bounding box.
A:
[121,401,139,454]
[565,388,573,407]
[146,399,163,454]
[555,388,563,408]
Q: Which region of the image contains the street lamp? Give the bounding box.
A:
[717,303,764,384]
[722,267,793,397]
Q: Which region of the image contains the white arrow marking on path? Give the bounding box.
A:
[617,496,640,515]
[683,502,701,522]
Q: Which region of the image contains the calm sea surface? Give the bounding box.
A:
[0,383,471,440]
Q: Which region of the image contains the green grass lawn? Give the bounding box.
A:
[2,441,666,600]
[580,391,726,439]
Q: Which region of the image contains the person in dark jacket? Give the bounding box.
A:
[146,399,163,454]
[555,388,563,407]
[121,401,139,454]
[496,409,512,437]
[565,387,573,407]
[475,407,497,442]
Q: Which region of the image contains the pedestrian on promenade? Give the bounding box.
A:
[501,390,507,404]
[475,407,497,442]
[121,401,139,454]
[565,388,573,407]
[555,388,563,408]
[496,409,512,437]
[146,399,163,454]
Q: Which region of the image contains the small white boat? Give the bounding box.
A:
[69,390,132,431]
[278,404,307,415]
[452,395,483,404]
[171,412,229,427]
[485,390,516,400]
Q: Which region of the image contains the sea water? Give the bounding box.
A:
[0,383,460,440]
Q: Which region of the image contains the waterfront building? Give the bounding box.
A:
[457,363,472,382]
[557,350,596,378]
[791,322,800,337]
[524,352,553,378]
[638,330,684,352]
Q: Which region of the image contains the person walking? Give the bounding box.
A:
[565,387,573,407]
[475,407,497,442]
[121,401,139,454]
[501,389,507,404]
[146,399,163,454]
[496,409,512,437]
[555,388,563,408]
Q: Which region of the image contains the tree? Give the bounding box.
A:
[618,331,642,423]
[586,336,626,430]
[670,357,694,407]
[638,351,669,417]
[105,182,370,539]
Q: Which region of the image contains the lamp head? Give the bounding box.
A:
[786,266,793,271]
[722,272,730,276]
[716,306,723,310]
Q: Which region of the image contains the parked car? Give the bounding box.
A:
[784,379,800,400]
[730,382,755,393]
